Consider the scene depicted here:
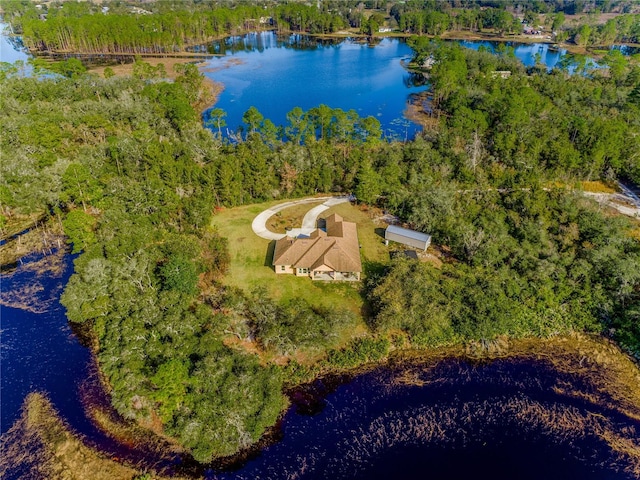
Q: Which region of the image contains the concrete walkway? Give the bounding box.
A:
[251,196,353,240]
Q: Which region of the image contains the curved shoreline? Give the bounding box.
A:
[3,332,637,479]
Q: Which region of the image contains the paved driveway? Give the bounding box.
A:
[251,196,353,240]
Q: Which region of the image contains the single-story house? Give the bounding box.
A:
[385,225,431,251]
[272,213,362,281]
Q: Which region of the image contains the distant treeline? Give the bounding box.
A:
[392,4,640,45]
[4,0,640,55]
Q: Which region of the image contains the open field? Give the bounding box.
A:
[210,198,390,314]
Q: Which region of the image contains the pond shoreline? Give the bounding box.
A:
[8,328,636,479]
[2,238,639,479]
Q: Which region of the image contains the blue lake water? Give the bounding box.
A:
[458,39,602,73]
[201,33,610,140]
[201,33,425,141]
[458,39,568,67]
[0,23,29,64]
[0,26,610,140]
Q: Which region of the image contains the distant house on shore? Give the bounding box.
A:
[130,6,152,15]
[385,225,431,251]
[272,214,362,281]
[491,70,512,79]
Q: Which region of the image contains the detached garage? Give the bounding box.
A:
[385,225,431,251]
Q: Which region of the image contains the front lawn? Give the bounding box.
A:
[210,198,390,315]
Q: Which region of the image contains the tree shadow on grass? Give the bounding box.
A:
[359,260,389,328]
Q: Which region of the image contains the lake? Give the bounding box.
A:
[200,32,426,141]
[200,33,607,140]
[457,39,601,71]
[1,27,608,140]
[0,23,29,64]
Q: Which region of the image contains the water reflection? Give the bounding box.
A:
[0,23,30,65]
[193,32,348,56]
[201,34,425,141]
[457,39,601,72]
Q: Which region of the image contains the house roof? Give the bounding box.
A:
[385,225,431,244]
[273,214,362,273]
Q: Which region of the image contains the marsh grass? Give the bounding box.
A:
[0,393,141,480]
[86,405,184,458]
[0,248,67,313]
[0,218,65,269]
[0,393,196,480]
[579,180,618,194]
[0,213,44,239]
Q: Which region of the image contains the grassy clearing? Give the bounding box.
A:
[318,202,390,265]
[578,180,618,194]
[210,198,391,314]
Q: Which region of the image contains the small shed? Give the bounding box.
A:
[385,225,431,251]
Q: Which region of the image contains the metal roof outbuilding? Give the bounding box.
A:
[385,225,431,251]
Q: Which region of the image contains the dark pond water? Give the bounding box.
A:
[0,251,180,476]
[2,251,639,479]
[0,252,88,434]
[206,359,638,480]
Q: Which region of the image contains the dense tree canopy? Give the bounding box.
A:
[7,0,639,55]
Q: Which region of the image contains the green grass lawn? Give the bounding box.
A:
[210,198,390,314]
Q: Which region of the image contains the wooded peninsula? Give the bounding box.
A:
[1,0,639,471]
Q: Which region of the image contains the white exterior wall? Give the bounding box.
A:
[385,231,430,250]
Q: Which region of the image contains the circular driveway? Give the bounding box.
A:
[251,196,353,240]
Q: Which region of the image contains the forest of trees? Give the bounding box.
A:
[4,0,640,55]
[2,6,640,463]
